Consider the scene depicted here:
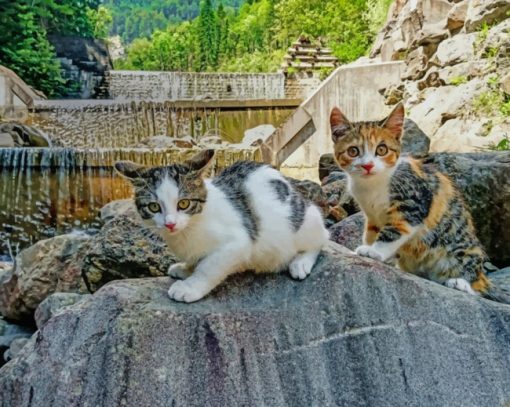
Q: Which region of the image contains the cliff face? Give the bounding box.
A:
[370,0,510,152]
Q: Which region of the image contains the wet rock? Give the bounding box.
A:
[80,215,176,292]
[0,234,90,322]
[328,213,364,251]
[464,0,510,32]
[34,293,89,329]
[1,244,509,406]
[0,122,51,147]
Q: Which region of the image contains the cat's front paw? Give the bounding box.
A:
[444,278,477,295]
[355,245,383,262]
[168,262,192,280]
[168,279,208,303]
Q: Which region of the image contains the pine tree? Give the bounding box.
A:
[197,0,218,70]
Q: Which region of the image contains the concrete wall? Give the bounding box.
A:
[107,71,287,100]
[280,62,405,180]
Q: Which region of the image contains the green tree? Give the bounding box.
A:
[197,0,218,70]
[0,1,64,96]
[87,5,114,39]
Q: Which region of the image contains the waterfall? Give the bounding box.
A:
[0,146,263,256]
[106,71,286,101]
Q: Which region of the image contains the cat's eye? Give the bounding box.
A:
[347,146,360,157]
[148,202,161,213]
[376,144,388,156]
[178,199,190,210]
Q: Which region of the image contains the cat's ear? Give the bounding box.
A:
[114,161,146,179]
[330,107,351,142]
[382,103,405,140]
[185,149,215,177]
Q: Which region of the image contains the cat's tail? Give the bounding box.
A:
[483,284,510,305]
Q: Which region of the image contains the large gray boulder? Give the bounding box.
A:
[1,244,509,407]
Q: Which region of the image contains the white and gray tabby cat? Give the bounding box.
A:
[115,149,329,303]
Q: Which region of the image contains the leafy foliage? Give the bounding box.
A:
[117,0,393,73]
[103,0,244,43]
[0,0,107,96]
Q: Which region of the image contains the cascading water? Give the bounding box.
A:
[0,146,263,256]
[29,100,294,148]
[1,70,300,258]
[106,71,286,101]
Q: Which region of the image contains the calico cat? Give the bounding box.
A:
[115,150,329,303]
[330,102,509,303]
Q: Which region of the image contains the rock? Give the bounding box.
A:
[490,267,510,291]
[0,122,51,147]
[0,233,90,322]
[100,199,137,222]
[408,79,484,137]
[137,135,196,149]
[402,47,429,80]
[328,213,364,251]
[243,124,276,146]
[321,178,359,221]
[415,21,449,46]
[0,133,15,147]
[80,215,176,293]
[198,135,225,146]
[0,318,33,366]
[464,0,510,32]
[401,118,431,157]
[501,71,510,95]
[1,245,510,406]
[446,0,469,31]
[476,19,510,59]
[430,33,476,67]
[3,338,30,362]
[424,152,510,266]
[430,118,506,152]
[34,293,89,329]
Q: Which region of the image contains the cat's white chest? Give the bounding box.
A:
[349,177,391,224]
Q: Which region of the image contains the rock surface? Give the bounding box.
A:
[371,0,510,151]
[329,213,364,251]
[1,244,509,406]
[79,215,176,292]
[0,234,90,321]
[34,293,89,329]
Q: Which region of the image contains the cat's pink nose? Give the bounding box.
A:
[361,163,374,173]
[165,223,176,231]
